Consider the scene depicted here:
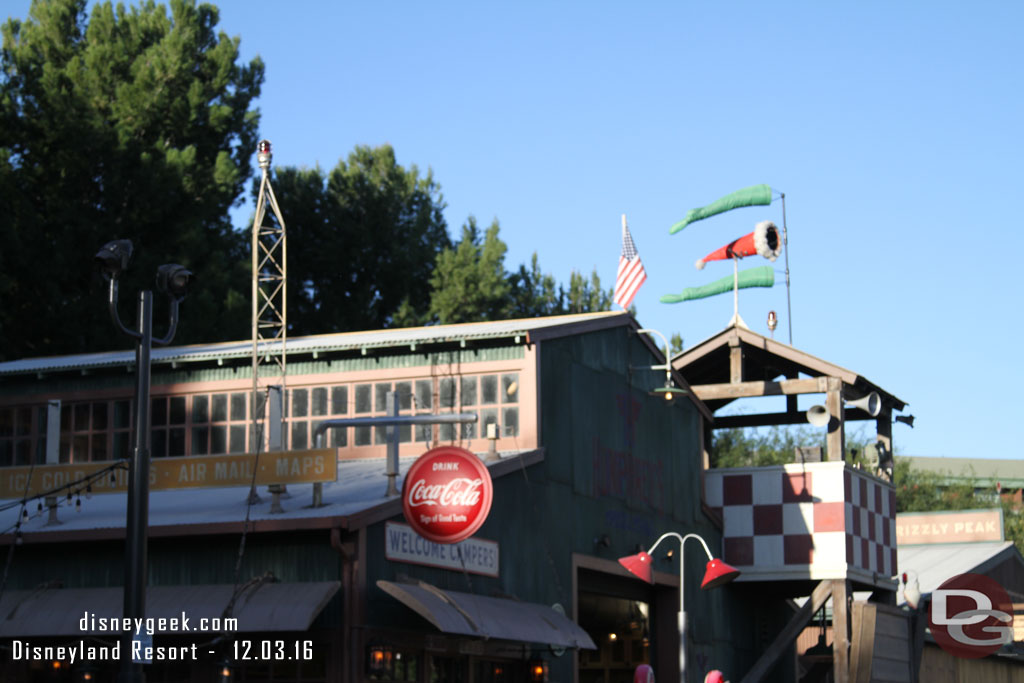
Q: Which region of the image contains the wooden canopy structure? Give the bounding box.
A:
[674,323,908,465]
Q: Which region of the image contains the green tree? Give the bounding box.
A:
[270,145,450,334]
[565,270,613,313]
[0,0,263,359]
[710,425,878,468]
[427,217,509,324]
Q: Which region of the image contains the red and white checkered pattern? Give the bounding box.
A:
[705,462,897,587]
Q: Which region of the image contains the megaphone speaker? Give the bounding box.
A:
[807,404,830,427]
[846,391,881,417]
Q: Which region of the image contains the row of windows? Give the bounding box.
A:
[0,373,522,465]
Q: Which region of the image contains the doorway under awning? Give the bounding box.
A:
[376,580,596,650]
[0,581,341,636]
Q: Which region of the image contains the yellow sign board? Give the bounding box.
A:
[0,449,337,499]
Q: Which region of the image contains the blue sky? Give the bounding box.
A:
[7,1,1023,460]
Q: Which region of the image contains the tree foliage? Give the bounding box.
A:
[425,218,614,325]
[710,425,877,468]
[269,145,450,334]
[0,0,263,359]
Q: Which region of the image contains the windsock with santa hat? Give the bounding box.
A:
[695,220,781,270]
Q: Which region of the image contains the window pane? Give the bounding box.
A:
[375,383,392,412]
[193,396,209,424]
[440,378,456,409]
[255,391,266,419]
[330,426,347,448]
[90,403,107,431]
[292,389,308,418]
[113,432,130,460]
[14,407,31,436]
[74,404,90,431]
[59,438,71,463]
[114,400,131,429]
[212,394,228,422]
[331,386,348,415]
[503,407,519,436]
[481,375,498,404]
[502,374,519,403]
[396,382,412,411]
[291,422,308,450]
[461,377,477,406]
[0,409,11,437]
[169,397,186,425]
[398,424,411,443]
[151,398,167,427]
[355,385,372,413]
[60,405,71,431]
[440,423,455,442]
[14,440,30,466]
[0,441,11,467]
[461,413,477,440]
[354,425,371,446]
[152,430,167,458]
[374,425,387,445]
[192,427,209,455]
[210,426,227,454]
[415,380,432,410]
[229,426,246,454]
[312,388,328,416]
[231,393,247,421]
[90,433,107,460]
[169,428,185,457]
[72,435,88,462]
[416,424,432,443]
[481,409,499,438]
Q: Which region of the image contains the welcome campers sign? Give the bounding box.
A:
[401,446,493,544]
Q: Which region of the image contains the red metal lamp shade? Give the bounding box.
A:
[617,551,654,584]
[701,558,740,589]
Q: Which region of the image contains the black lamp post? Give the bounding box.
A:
[95,240,193,683]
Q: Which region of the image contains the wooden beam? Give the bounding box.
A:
[712,409,880,429]
[849,601,874,683]
[692,377,828,401]
[826,377,845,462]
[833,579,851,683]
[729,338,743,384]
[740,580,833,683]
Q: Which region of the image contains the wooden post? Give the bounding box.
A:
[739,580,833,683]
[876,409,892,457]
[832,579,851,683]
[826,377,845,461]
[729,337,743,384]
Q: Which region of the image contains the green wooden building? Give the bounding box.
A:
[0,312,791,683]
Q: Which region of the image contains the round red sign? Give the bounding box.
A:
[401,446,494,544]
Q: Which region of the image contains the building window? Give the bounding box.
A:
[58,400,131,463]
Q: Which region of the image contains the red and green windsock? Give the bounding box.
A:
[695,220,780,270]
[669,184,772,234]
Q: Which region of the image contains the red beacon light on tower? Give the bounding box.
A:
[257,140,272,169]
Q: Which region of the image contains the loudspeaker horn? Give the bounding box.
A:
[807,404,830,427]
[846,391,881,417]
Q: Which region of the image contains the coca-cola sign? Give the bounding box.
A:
[401,446,493,544]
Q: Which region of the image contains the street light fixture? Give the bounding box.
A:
[618,532,740,683]
[95,239,193,683]
[632,328,688,403]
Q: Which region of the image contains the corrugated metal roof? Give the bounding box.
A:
[0,311,628,378]
[901,456,1024,485]
[896,541,1022,605]
[0,449,540,538]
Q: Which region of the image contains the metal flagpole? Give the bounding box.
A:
[780,192,793,344]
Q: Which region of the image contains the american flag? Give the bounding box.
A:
[614,215,647,310]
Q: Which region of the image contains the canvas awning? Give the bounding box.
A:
[0,581,340,636]
[377,580,596,649]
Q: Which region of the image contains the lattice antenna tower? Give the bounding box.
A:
[251,139,287,450]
